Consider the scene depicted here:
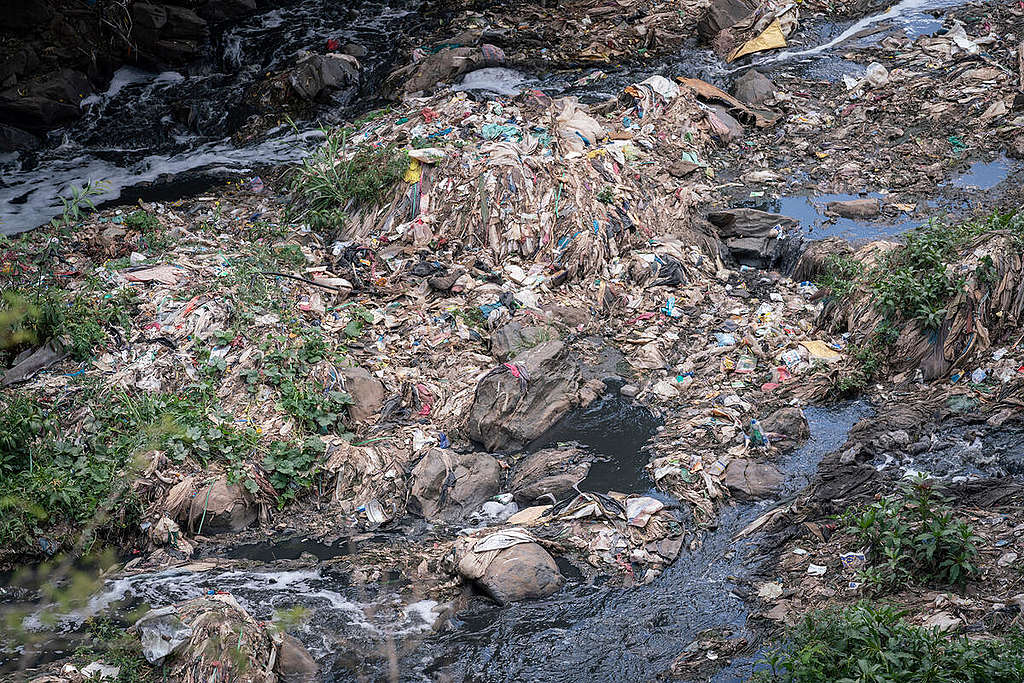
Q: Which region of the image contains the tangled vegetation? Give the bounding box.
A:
[756,602,1024,683]
[288,131,409,229]
[1,287,138,366]
[842,478,981,592]
[0,383,331,554]
[818,210,1023,330]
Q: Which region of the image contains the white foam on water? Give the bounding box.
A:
[454,67,530,96]
[0,128,324,235]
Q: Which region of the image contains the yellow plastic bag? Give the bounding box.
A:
[728,19,787,63]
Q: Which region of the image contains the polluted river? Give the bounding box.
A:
[2,0,1024,681]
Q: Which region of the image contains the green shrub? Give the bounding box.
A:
[816,210,1024,330]
[289,133,408,224]
[123,210,160,232]
[842,478,981,592]
[756,602,1024,682]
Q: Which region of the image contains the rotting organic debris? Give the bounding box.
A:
[3,0,1024,680]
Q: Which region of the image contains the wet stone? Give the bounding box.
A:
[477,542,564,605]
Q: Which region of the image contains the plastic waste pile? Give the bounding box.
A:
[335,75,720,281]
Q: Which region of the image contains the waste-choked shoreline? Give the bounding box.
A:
[2,0,1024,680]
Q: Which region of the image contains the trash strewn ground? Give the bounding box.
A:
[3,0,1024,679]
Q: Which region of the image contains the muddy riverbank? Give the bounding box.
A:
[2,0,1024,681]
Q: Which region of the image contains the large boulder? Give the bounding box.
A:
[131,3,208,68]
[465,340,582,452]
[761,406,810,450]
[338,366,385,422]
[723,460,784,500]
[477,542,563,604]
[168,475,258,533]
[508,446,592,505]
[409,449,501,521]
[698,0,755,41]
[0,69,92,131]
[276,634,318,682]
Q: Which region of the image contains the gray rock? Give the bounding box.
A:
[761,406,809,450]
[733,69,775,106]
[338,366,385,422]
[162,6,209,40]
[508,446,592,505]
[0,124,41,155]
[132,3,168,30]
[698,0,754,41]
[409,449,501,520]
[275,634,318,682]
[0,69,92,131]
[288,53,360,100]
[620,384,639,398]
[183,476,257,533]
[825,198,880,219]
[478,542,563,604]
[723,460,784,500]
[465,340,582,451]
[490,321,557,361]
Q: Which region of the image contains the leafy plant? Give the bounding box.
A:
[596,188,615,204]
[0,396,53,478]
[51,180,109,229]
[755,602,1024,682]
[123,210,160,232]
[288,133,408,225]
[262,438,323,503]
[842,477,981,592]
[816,210,1024,331]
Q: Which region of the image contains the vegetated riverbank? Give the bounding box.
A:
[2,0,1024,680]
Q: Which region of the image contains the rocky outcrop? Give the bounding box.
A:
[475,542,564,604]
[508,446,592,505]
[131,3,209,69]
[465,340,582,452]
[0,69,91,132]
[409,449,501,521]
[723,459,784,500]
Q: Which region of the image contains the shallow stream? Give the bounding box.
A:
[1,402,871,681]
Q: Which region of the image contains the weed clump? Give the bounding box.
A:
[818,210,1024,330]
[289,132,409,227]
[842,478,981,592]
[756,602,1024,682]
